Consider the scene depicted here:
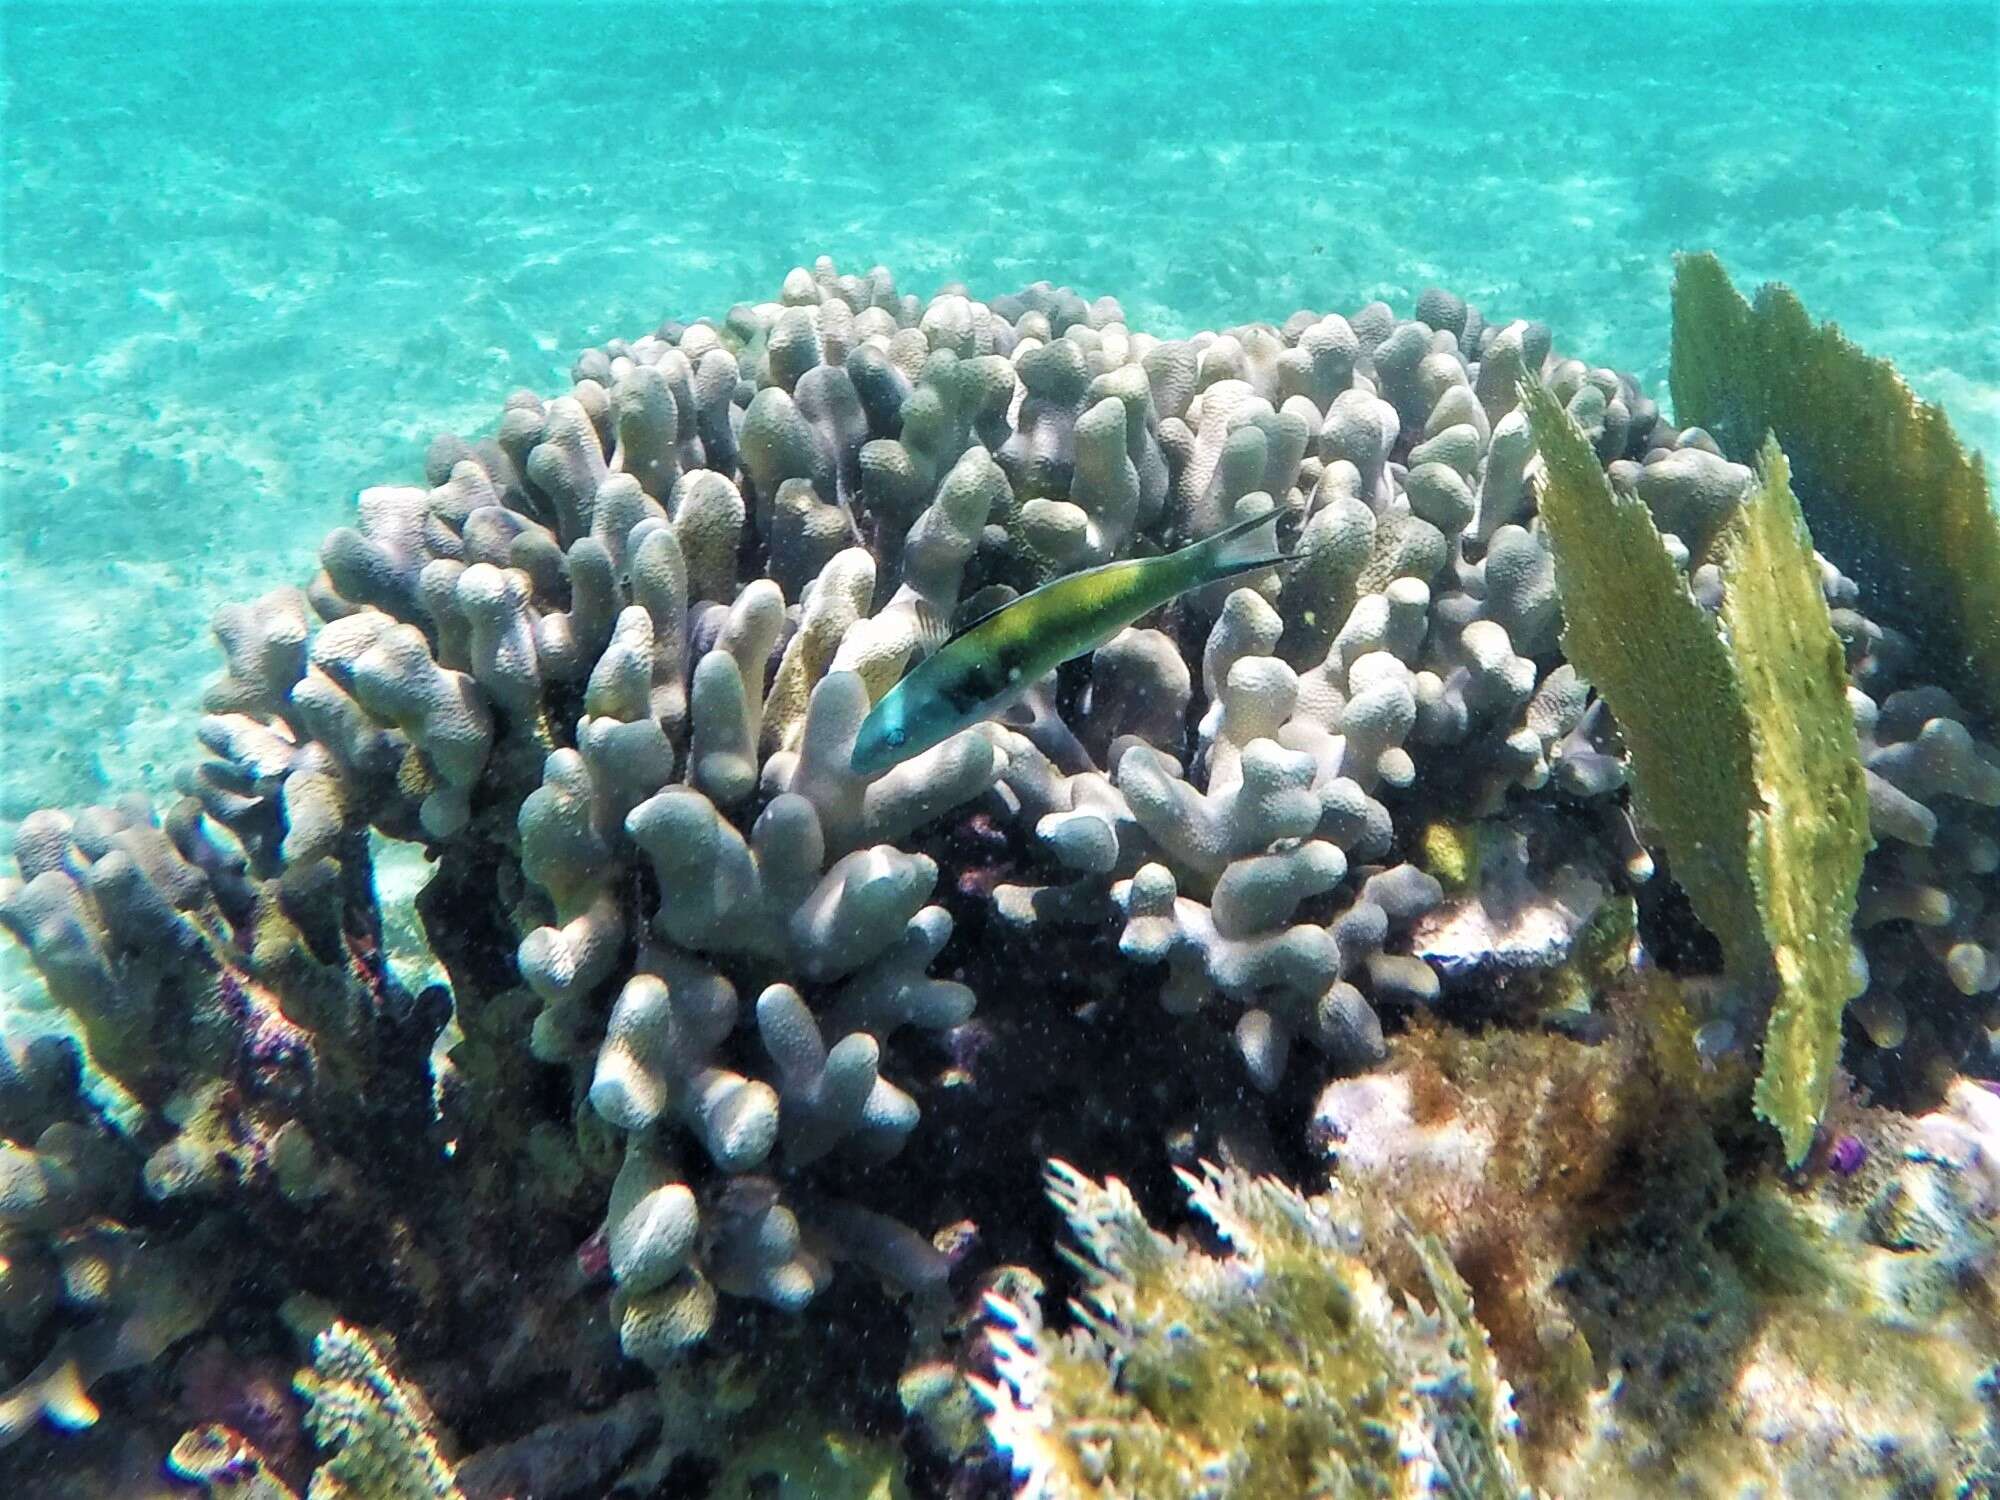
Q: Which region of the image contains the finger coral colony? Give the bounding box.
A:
[2,251,1996,1498]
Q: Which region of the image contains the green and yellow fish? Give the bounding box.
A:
[851,510,1293,776]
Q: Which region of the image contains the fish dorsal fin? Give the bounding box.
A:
[929,585,1022,651]
[910,599,953,657]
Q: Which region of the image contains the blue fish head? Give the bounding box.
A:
[850,714,912,777]
[851,686,920,777]
[851,674,966,777]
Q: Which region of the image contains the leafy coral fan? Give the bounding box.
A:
[0,256,1995,1496]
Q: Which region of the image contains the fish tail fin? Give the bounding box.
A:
[1188,507,1301,585]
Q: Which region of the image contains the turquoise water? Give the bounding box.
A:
[2,1,1994,840]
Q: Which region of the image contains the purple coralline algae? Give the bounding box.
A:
[1825,1132,1868,1176]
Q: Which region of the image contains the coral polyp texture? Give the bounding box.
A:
[1,256,1995,1496]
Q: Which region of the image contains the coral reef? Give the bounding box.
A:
[170,1323,465,1500]
[1,256,1994,1497]
[292,1324,463,1500]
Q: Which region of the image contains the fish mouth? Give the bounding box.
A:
[849,741,898,777]
[851,718,917,777]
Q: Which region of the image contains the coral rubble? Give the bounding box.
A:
[2,256,1995,1497]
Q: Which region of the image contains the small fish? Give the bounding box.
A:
[851,510,1293,776]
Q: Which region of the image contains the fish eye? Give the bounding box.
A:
[885,726,907,746]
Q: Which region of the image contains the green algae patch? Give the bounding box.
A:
[711,1419,910,1500]
[1417,819,1483,892]
[1717,441,1871,1165]
[1528,894,1637,1031]
[1670,251,2000,725]
[1523,385,1867,1163]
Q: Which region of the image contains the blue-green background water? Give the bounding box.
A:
[3,0,1996,847]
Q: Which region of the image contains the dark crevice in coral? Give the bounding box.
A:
[1632,853,1725,978]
